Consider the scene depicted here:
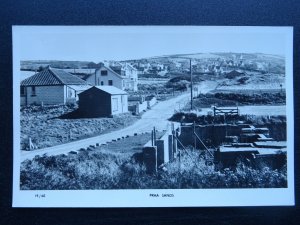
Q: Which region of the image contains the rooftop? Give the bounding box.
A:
[21,67,87,86]
[94,86,128,95]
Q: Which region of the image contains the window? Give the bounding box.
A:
[108,80,113,86]
[31,86,36,96]
[101,70,108,76]
[112,98,118,112]
[101,81,104,86]
[97,78,100,85]
[20,86,26,96]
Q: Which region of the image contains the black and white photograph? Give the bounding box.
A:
[12,26,294,207]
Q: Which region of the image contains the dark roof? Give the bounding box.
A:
[21,68,87,86]
[225,70,245,79]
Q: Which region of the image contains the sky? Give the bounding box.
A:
[13,26,291,62]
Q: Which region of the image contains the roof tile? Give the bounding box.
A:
[21,68,87,86]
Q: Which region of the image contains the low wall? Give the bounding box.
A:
[128,100,152,114]
[147,97,157,109]
[179,124,241,148]
[137,101,147,113]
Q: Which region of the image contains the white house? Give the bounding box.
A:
[20,67,90,106]
[84,63,138,91]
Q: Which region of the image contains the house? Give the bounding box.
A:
[20,67,90,106]
[78,86,128,117]
[84,63,138,91]
[225,70,245,79]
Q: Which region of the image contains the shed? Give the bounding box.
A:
[78,86,128,117]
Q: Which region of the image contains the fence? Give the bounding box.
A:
[213,106,239,117]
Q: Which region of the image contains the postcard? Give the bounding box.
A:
[13,26,294,207]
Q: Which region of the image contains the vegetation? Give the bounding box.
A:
[211,92,286,105]
[20,148,287,190]
[21,104,138,150]
[190,92,286,109]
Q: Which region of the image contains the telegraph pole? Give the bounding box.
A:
[190,59,193,110]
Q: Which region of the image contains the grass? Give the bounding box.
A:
[20,104,139,150]
[189,92,286,109]
[20,141,287,190]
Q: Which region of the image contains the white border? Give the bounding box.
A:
[12,26,294,207]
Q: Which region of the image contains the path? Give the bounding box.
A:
[20,81,218,161]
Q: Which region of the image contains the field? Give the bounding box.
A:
[216,73,285,90]
[136,80,188,101]
[21,105,138,150]
[138,78,169,85]
[191,92,286,108]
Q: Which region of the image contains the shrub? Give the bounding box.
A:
[20,148,287,190]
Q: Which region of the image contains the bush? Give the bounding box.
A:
[20,147,287,190]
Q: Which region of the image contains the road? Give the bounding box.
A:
[20,81,218,161]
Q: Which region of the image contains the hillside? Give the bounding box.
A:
[21,60,99,71]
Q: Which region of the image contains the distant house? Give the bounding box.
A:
[225,70,245,79]
[20,67,90,106]
[78,86,128,117]
[84,63,138,91]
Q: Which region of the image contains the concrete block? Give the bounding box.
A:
[156,138,169,166]
[173,136,178,158]
[168,135,174,161]
[143,146,157,173]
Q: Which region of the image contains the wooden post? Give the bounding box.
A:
[178,149,181,172]
[151,130,154,146]
[153,127,156,146]
[193,121,196,149]
[190,59,193,110]
[69,129,72,141]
